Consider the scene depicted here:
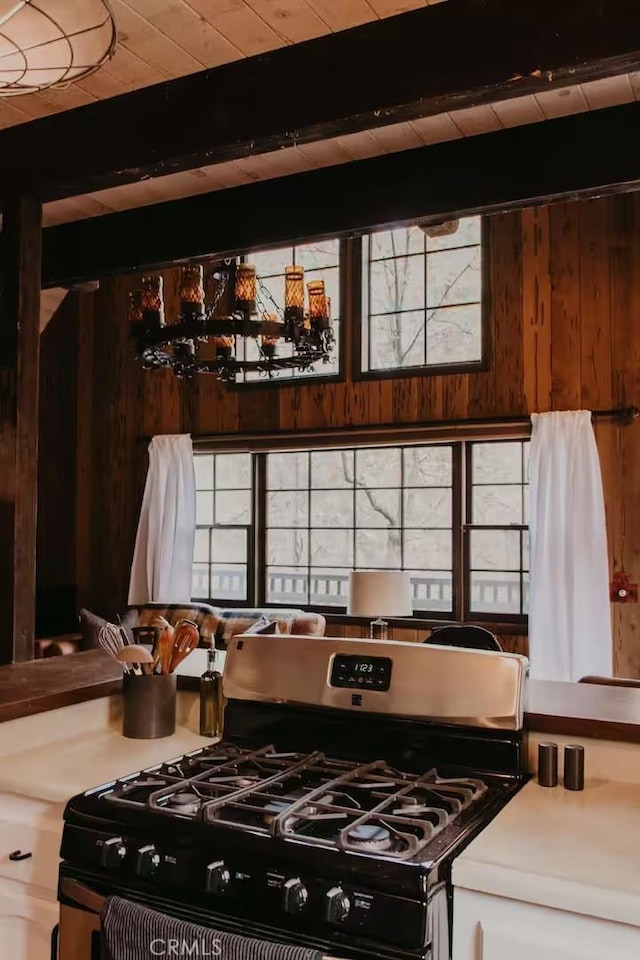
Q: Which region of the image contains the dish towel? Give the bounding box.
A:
[101,896,324,960]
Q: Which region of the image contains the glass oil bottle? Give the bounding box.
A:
[199,642,225,738]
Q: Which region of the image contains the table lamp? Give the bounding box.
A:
[347,570,413,640]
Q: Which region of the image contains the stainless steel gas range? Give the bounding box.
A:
[57,635,528,960]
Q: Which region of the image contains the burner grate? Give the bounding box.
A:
[98,742,488,860]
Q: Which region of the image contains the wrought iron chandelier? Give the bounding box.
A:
[129,261,336,381]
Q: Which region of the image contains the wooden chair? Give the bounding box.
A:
[579,675,640,688]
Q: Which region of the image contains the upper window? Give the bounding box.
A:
[361,216,483,374]
[235,239,341,384]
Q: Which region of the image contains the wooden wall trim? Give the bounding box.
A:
[0,196,42,664]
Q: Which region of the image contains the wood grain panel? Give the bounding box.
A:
[580,198,612,409]
[521,206,552,412]
[549,201,581,409]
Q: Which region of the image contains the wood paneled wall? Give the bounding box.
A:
[41,194,640,675]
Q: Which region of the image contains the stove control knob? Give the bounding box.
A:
[206,860,231,895]
[101,836,127,870]
[283,877,308,914]
[325,886,351,923]
[136,844,161,878]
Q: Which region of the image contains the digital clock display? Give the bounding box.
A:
[330,655,392,691]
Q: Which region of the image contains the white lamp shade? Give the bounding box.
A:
[0,0,116,97]
[347,571,413,618]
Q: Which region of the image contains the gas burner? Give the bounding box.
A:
[346,823,394,852]
[167,792,202,816]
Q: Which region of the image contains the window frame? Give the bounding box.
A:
[192,431,529,629]
[353,217,491,383]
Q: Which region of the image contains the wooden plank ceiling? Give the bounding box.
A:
[0,0,444,129]
[41,71,640,228]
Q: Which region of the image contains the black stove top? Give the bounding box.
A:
[85,742,490,863]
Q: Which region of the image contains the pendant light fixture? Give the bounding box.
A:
[0,0,116,97]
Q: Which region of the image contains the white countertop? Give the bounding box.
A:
[0,692,211,804]
[453,778,640,928]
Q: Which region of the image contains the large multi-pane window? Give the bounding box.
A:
[361,217,483,373]
[192,438,529,621]
[235,239,341,383]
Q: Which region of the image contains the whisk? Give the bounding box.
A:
[99,622,133,674]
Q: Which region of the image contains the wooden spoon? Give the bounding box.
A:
[155,622,176,676]
[169,619,200,673]
[116,644,155,676]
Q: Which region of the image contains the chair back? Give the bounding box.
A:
[425,624,502,652]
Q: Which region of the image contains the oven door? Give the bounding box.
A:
[58,873,442,960]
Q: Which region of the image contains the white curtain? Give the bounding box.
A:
[529,410,612,681]
[128,435,196,605]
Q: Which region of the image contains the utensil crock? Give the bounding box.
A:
[122,672,177,739]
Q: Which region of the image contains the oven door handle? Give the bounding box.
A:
[59,877,106,914]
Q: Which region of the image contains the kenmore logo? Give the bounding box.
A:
[351,694,363,707]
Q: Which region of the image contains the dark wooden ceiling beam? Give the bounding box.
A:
[40,102,640,287]
[3,0,640,201]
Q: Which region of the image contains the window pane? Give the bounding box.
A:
[267,567,308,605]
[355,447,401,488]
[362,217,482,374]
[268,451,309,490]
[196,491,213,526]
[211,564,247,601]
[268,491,309,528]
[311,529,353,567]
[404,529,452,569]
[427,246,481,308]
[194,455,213,489]
[311,450,354,488]
[408,570,452,612]
[426,304,482,365]
[215,453,252,489]
[472,485,523,525]
[311,490,353,528]
[404,488,452,528]
[370,256,425,314]
[356,489,401,528]
[355,529,402,568]
[211,528,247,565]
[470,529,520,570]
[473,442,523,483]
[403,446,452,486]
[470,571,520,615]
[310,568,350,606]
[295,239,340,271]
[193,528,210,563]
[216,490,251,525]
[192,564,209,598]
[368,311,425,370]
[268,529,308,566]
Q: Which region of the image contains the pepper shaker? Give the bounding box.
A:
[537,742,558,787]
[564,744,585,791]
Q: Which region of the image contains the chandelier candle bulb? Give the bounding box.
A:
[284,265,305,330]
[307,280,328,330]
[128,290,143,327]
[179,265,205,317]
[261,313,281,359]
[140,276,165,329]
[234,264,257,316]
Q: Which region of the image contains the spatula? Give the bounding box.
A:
[155,621,176,676]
